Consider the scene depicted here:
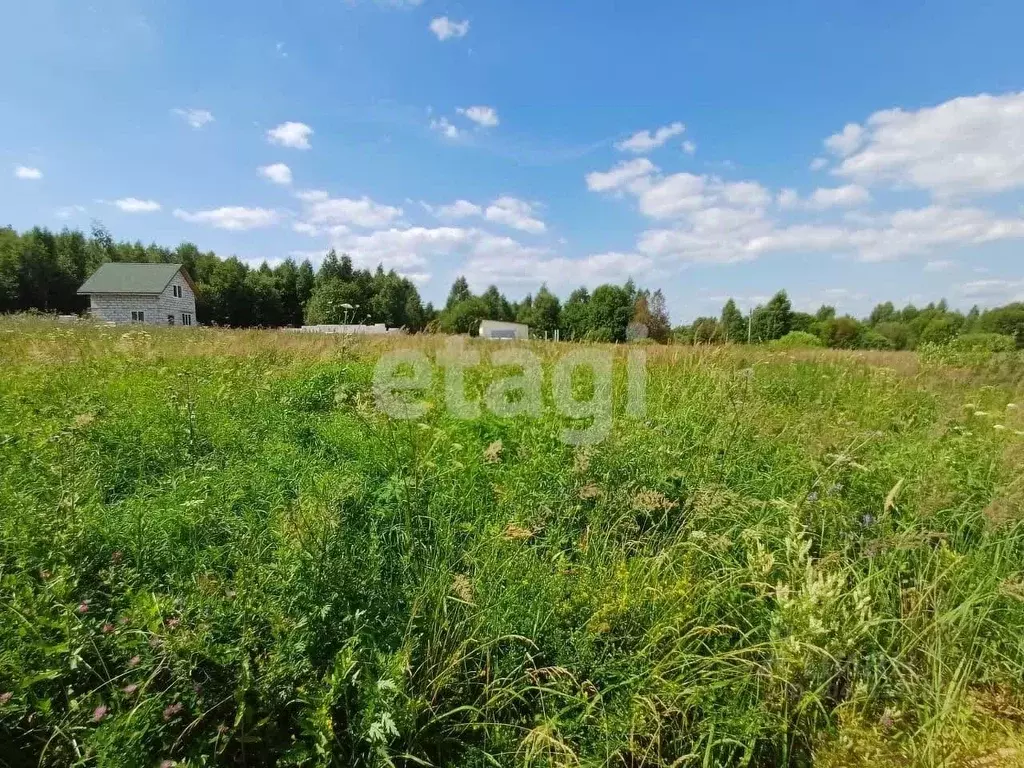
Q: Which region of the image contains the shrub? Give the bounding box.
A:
[859,329,893,350]
[770,330,824,349]
[919,333,1018,366]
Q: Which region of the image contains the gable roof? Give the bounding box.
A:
[77,263,195,295]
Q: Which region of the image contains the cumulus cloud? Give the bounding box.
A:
[267,121,313,149]
[114,198,161,213]
[465,249,655,290]
[172,108,214,129]
[457,105,499,128]
[777,184,870,210]
[429,17,469,40]
[422,197,545,233]
[55,205,86,219]
[14,165,42,180]
[616,122,686,154]
[824,123,865,157]
[299,193,403,229]
[810,157,828,171]
[924,259,956,272]
[958,278,1024,302]
[637,175,770,220]
[259,163,292,185]
[427,199,483,219]
[484,197,546,234]
[832,91,1024,197]
[430,117,462,140]
[586,158,658,192]
[638,205,1024,266]
[173,206,280,230]
[682,140,697,155]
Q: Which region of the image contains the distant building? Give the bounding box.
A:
[479,319,529,340]
[78,263,197,327]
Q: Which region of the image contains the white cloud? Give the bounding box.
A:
[637,175,770,220]
[55,205,86,219]
[808,185,870,209]
[427,199,483,219]
[924,259,956,272]
[824,123,865,157]
[429,17,469,40]
[172,108,214,129]
[295,189,329,203]
[430,117,462,140]
[616,122,686,154]
[114,197,161,213]
[777,184,870,210]
[457,105,499,128]
[810,157,828,171]
[682,140,697,155]
[484,196,546,234]
[585,158,658,192]
[259,163,292,185]
[465,249,655,290]
[173,206,280,230]
[293,221,322,237]
[958,279,1024,302]
[777,188,800,208]
[833,91,1024,197]
[267,121,313,150]
[14,165,42,180]
[300,194,403,229]
[633,200,1024,267]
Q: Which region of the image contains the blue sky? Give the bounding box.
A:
[3,0,1024,321]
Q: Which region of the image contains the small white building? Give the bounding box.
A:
[479,320,529,340]
[78,263,197,327]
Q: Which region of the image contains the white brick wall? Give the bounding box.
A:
[88,271,198,326]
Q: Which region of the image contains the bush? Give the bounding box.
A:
[952,332,1017,353]
[859,329,893,350]
[770,330,824,349]
[919,333,1017,366]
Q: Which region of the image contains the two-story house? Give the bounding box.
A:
[77,263,197,326]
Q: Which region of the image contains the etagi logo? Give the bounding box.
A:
[372,339,647,445]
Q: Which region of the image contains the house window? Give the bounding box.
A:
[172,285,183,298]
[181,313,193,326]
[131,311,145,323]
[167,314,175,326]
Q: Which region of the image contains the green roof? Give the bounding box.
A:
[78,263,187,295]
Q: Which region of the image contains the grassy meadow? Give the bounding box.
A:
[2,317,1024,767]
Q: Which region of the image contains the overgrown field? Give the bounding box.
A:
[2,318,1024,767]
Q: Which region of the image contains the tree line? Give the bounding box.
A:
[435,276,672,342]
[680,290,1024,349]
[2,223,1022,348]
[0,224,430,329]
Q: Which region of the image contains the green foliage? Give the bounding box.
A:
[2,320,1024,765]
[770,330,825,348]
[750,291,793,342]
[920,333,1019,367]
[437,296,490,335]
[720,298,747,342]
[0,225,431,331]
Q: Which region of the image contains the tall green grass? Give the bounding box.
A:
[1,319,1023,766]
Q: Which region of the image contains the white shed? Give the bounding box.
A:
[479,320,529,340]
